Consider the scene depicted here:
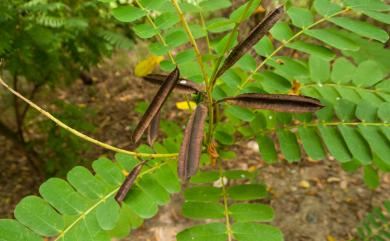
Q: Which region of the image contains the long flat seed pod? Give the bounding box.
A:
[132,68,180,143]
[115,161,145,203]
[221,93,324,113]
[216,6,284,78]
[143,74,204,94]
[147,111,160,146]
[178,103,208,181]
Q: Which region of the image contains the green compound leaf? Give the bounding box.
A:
[232,223,284,241]
[2,156,180,240]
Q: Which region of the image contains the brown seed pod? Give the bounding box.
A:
[147,111,160,146]
[132,68,180,144]
[216,6,284,78]
[115,162,145,204]
[178,103,208,181]
[221,93,324,113]
[143,74,204,94]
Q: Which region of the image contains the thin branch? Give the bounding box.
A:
[12,74,24,142]
[170,0,209,86]
[0,77,178,159]
[20,83,42,122]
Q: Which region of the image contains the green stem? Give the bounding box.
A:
[0,77,178,158]
[199,11,212,56]
[170,0,209,85]
[218,158,233,241]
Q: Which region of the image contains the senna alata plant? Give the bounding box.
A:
[1,0,390,241]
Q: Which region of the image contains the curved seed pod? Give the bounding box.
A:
[132,68,180,143]
[221,93,324,113]
[216,6,284,78]
[143,74,204,94]
[178,103,208,181]
[147,111,160,146]
[115,162,145,203]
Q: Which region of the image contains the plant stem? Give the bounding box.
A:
[218,158,233,241]
[12,74,24,142]
[199,11,212,56]
[170,0,209,86]
[0,77,178,159]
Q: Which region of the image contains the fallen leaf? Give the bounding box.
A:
[134,55,164,77]
[326,235,337,241]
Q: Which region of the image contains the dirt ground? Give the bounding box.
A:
[1,52,389,241]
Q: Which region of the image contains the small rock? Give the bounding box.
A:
[327,177,341,183]
[246,140,259,152]
[299,180,311,189]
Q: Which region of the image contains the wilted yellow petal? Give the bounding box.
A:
[176,101,197,110]
[326,235,337,241]
[134,55,164,77]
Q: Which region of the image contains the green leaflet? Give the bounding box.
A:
[112,6,146,22]
[363,166,380,189]
[232,223,284,241]
[228,184,267,201]
[304,29,360,51]
[298,126,326,161]
[230,203,275,223]
[177,223,227,241]
[0,220,41,241]
[257,135,278,164]
[329,17,389,43]
[277,130,301,163]
[309,55,330,83]
[287,7,314,28]
[182,201,225,219]
[14,196,64,237]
